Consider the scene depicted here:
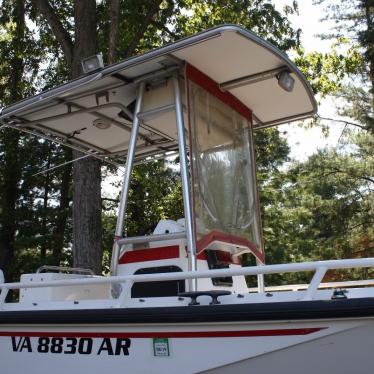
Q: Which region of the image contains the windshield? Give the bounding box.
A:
[188,79,262,250]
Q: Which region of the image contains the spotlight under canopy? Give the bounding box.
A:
[277,70,295,93]
[81,53,104,74]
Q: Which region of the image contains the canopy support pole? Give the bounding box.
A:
[173,74,197,291]
[111,81,145,277]
[256,259,265,293]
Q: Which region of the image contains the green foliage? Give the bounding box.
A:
[167,0,301,51]
[295,43,362,96]
[0,0,306,280]
[259,128,374,284]
[8,0,373,288]
[0,2,75,281]
[102,160,183,235]
[101,159,183,271]
[291,140,373,258]
[97,0,303,271]
[250,0,374,286]
[126,160,183,236]
[311,1,374,131]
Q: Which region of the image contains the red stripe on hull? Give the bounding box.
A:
[0,328,325,339]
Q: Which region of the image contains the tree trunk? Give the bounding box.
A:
[0,0,25,282]
[71,0,103,274]
[33,0,103,274]
[0,130,21,282]
[72,153,102,273]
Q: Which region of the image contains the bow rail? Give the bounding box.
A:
[0,257,373,307]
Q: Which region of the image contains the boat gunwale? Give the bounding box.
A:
[1,297,374,324]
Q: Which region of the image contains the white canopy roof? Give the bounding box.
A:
[0,25,317,163]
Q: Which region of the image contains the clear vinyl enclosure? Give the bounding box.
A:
[187,71,263,255]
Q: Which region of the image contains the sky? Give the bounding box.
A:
[274,0,347,161]
[275,0,333,54]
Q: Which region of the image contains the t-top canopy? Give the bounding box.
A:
[0,25,317,163]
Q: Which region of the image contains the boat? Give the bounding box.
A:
[0,25,373,374]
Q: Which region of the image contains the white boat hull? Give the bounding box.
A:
[1,317,373,374]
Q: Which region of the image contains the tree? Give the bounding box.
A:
[25,0,303,275]
[0,1,28,282]
[2,0,324,283]
[28,0,101,273]
[250,0,374,284]
[312,0,374,132]
[309,0,374,260]
[101,159,184,272]
[0,0,78,283]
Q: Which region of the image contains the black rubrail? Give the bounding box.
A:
[1,298,374,325]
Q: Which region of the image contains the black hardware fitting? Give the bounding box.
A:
[178,290,231,306]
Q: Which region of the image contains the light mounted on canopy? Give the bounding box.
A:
[81,53,105,74]
[219,66,295,93]
[277,70,295,92]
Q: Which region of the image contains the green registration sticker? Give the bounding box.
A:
[153,338,170,357]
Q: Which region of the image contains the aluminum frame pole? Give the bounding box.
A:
[172,75,197,291]
[111,81,145,276]
[256,258,265,293]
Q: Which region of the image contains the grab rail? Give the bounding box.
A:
[36,265,95,275]
[248,279,374,292]
[0,257,373,307]
[116,231,186,247]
